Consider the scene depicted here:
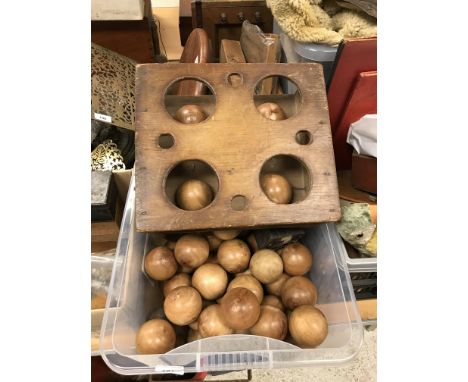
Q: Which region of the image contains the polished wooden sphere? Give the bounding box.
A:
[175,179,213,211]
[281,242,313,276]
[135,319,176,354]
[220,287,261,330]
[257,102,287,121]
[174,234,210,269]
[249,249,283,284]
[217,239,251,273]
[192,263,228,300]
[174,104,207,124]
[260,173,293,204]
[281,276,317,310]
[289,305,328,348]
[144,246,178,281]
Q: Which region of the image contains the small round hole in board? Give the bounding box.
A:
[295,130,312,145]
[158,133,175,149]
[227,73,243,87]
[231,195,247,211]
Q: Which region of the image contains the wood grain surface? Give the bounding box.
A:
[135,63,340,232]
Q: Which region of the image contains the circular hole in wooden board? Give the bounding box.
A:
[295,130,312,145]
[164,159,219,211]
[259,154,311,204]
[163,77,216,124]
[231,195,247,211]
[253,75,302,120]
[227,73,243,87]
[158,133,175,149]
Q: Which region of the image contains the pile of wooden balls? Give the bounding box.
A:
[135,229,329,355]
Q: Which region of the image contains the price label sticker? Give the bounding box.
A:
[154,365,184,375]
[94,113,112,123]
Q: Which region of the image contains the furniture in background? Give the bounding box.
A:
[174,28,213,95]
[91,0,161,63]
[191,0,273,59]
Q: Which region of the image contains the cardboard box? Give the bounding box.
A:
[351,150,377,194]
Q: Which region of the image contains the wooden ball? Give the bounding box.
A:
[250,306,288,340]
[257,102,287,121]
[206,233,222,251]
[174,104,207,124]
[198,304,233,338]
[220,287,261,330]
[227,274,264,303]
[266,273,290,297]
[289,305,328,348]
[281,243,313,276]
[164,286,202,326]
[217,239,251,273]
[192,263,228,300]
[261,295,285,311]
[260,173,293,204]
[174,234,209,269]
[249,249,283,284]
[213,230,241,240]
[135,319,176,354]
[144,247,178,281]
[163,273,191,298]
[175,179,213,211]
[281,276,317,311]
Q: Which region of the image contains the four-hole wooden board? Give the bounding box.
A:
[135,63,341,232]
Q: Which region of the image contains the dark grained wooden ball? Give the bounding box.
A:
[281,242,313,276]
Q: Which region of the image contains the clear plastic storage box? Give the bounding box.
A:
[334,230,377,273]
[100,176,363,375]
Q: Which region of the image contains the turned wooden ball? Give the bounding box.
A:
[257,102,287,121]
[144,247,178,281]
[260,173,293,204]
[281,242,313,276]
[249,249,283,284]
[174,234,210,269]
[164,286,202,326]
[217,239,251,273]
[289,305,328,348]
[175,179,213,211]
[281,276,318,311]
[135,319,176,354]
[220,287,260,330]
[174,104,207,124]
